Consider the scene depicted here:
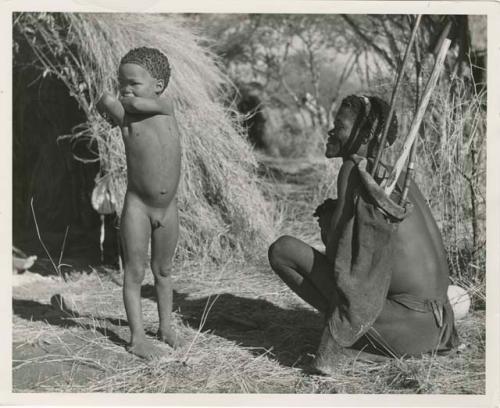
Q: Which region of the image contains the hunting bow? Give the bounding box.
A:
[384,36,451,197]
[399,19,453,206]
[371,14,422,177]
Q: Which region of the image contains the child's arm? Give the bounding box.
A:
[119,96,173,116]
[97,92,125,126]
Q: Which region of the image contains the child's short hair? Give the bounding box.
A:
[120,47,171,92]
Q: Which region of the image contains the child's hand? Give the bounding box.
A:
[120,96,142,114]
[96,92,125,127]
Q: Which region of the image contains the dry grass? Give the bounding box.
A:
[11,13,485,395]
[12,156,485,394]
[13,12,277,262]
[12,258,484,394]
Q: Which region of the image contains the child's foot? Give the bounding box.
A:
[157,327,185,349]
[127,339,164,360]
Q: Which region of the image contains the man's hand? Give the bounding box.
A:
[313,198,337,245]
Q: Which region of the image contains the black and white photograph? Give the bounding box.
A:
[3,0,499,404]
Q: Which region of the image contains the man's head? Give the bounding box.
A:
[118,47,171,98]
[325,95,398,159]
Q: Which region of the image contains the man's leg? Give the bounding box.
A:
[268,235,337,313]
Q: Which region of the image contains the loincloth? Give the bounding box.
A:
[360,293,459,358]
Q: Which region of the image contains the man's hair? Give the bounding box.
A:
[366,96,398,147]
[120,47,171,92]
[340,95,398,151]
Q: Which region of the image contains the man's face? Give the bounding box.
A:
[325,103,358,158]
[118,63,163,98]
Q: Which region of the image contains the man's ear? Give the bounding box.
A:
[363,117,379,144]
[155,79,165,94]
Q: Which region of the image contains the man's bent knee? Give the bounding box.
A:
[268,235,295,270]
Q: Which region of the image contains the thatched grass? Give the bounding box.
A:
[13,12,276,262]
[12,12,485,395]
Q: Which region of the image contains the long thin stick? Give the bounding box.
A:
[371,14,422,177]
[400,25,423,206]
[385,38,451,196]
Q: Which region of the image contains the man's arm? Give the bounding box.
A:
[324,160,358,263]
[313,199,337,246]
[97,92,125,127]
[119,96,173,116]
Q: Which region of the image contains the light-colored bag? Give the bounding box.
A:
[91,174,117,215]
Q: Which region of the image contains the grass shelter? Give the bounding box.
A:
[13,12,276,266]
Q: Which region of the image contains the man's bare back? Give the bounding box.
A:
[268,95,458,373]
[333,158,449,300]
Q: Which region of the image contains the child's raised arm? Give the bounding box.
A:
[119,96,173,116]
[97,92,125,127]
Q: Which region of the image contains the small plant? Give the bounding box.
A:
[30,197,70,281]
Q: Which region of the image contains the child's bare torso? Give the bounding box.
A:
[121,113,181,208]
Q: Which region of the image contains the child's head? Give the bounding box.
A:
[118,47,171,98]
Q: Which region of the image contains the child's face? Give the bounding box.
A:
[118,63,164,98]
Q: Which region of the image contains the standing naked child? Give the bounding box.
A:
[97,47,183,359]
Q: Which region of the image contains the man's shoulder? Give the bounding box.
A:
[338,157,359,179]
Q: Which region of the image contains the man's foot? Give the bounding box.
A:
[310,353,342,376]
[127,339,164,360]
[157,327,185,349]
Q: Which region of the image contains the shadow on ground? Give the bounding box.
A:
[13,285,323,370]
[143,285,323,368]
[12,298,128,347]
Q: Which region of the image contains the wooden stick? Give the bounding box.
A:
[371,14,422,177]
[400,27,423,206]
[384,38,451,196]
[400,142,418,204]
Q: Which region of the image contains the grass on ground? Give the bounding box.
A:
[12,157,485,394]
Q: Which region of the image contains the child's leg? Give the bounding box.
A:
[150,200,183,348]
[121,193,162,359]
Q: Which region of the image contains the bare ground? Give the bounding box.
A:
[12,157,485,394]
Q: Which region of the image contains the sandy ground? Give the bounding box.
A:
[11,158,485,393]
[12,262,485,393]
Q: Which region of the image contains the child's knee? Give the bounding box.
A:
[124,263,146,284]
[152,262,173,278]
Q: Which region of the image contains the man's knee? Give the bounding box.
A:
[268,235,295,269]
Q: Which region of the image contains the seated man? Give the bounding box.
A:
[268,95,458,374]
